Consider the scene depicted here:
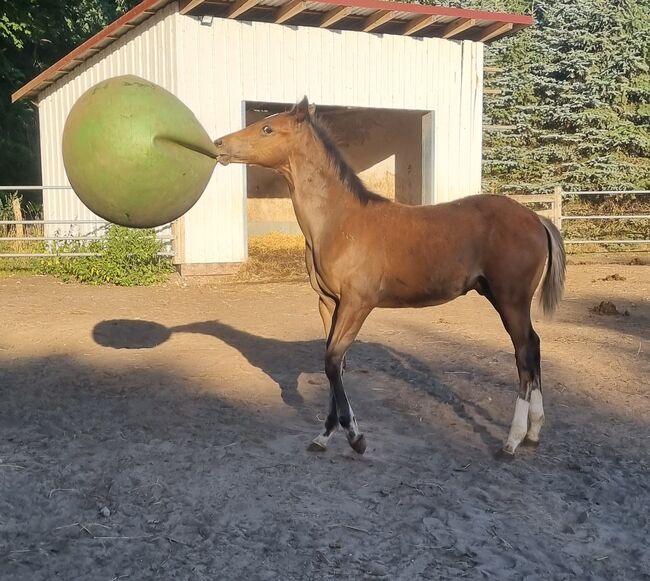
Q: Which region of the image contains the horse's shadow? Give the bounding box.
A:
[93,319,504,448]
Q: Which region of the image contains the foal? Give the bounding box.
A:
[214,98,565,458]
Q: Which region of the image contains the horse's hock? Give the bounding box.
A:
[246,106,425,236]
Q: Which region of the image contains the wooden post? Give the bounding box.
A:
[171,216,185,266]
[11,194,24,253]
[553,186,563,230]
[421,111,435,205]
[12,195,24,239]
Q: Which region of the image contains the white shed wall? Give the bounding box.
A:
[37,4,483,266]
[176,15,483,264]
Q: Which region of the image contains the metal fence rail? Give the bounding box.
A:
[0,185,175,258]
[510,188,650,246]
[2,186,649,258]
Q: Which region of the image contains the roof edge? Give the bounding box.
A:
[312,0,533,25]
[13,0,533,103]
[11,0,173,103]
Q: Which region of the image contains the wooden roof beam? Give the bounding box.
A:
[320,5,352,28]
[363,10,396,33]
[476,21,513,42]
[441,17,476,39]
[180,0,206,15]
[276,0,309,24]
[228,0,260,19]
[403,14,439,36]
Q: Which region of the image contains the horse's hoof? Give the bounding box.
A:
[521,437,540,448]
[494,447,515,461]
[307,440,327,453]
[349,435,367,455]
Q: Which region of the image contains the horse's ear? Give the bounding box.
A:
[293,96,311,123]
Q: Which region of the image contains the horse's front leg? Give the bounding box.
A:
[308,389,338,452]
[309,298,371,454]
[319,297,347,372]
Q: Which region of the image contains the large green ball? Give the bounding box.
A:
[62,75,218,228]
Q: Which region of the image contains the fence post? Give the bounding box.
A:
[11,194,24,239]
[553,186,563,230]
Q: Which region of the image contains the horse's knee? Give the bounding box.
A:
[324,352,342,381]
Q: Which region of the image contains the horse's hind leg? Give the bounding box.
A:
[495,301,544,457]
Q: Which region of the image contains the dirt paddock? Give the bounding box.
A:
[1,263,649,580]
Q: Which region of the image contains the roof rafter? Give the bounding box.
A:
[229,0,260,19]
[403,14,439,37]
[363,10,396,33]
[441,18,476,39]
[475,21,513,42]
[179,0,205,15]
[276,0,310,24]
[320,5,352,28]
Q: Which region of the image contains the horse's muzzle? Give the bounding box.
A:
[213,138,231,165]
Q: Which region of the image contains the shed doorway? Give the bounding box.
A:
[244,102,430,237]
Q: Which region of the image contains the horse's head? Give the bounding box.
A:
[214,97,315,169]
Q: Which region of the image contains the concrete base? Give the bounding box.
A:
[176,262,242,277]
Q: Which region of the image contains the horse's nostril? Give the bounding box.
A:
[215,139,223,147]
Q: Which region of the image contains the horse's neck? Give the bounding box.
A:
[284,147,354,247]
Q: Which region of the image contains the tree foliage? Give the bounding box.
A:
[0,1,138,186]
[482,0,650,193]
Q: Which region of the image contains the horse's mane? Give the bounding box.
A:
[307,115,390,206]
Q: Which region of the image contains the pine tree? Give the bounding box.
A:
[482,0,650,193]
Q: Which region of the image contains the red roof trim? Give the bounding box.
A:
[314,0,532,25]
[11,0,172,103]
[13,0,532,103]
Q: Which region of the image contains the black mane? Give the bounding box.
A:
[308,116,390,206]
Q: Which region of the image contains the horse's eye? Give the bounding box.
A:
[262,125,273,135]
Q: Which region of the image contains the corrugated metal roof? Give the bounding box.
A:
[12,0,532,103]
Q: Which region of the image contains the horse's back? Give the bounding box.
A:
[367,194,548,307]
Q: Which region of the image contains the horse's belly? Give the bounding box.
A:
[377,278,465,308]
[378,294,456,309]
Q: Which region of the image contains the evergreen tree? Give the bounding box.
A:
[482,0,650,193]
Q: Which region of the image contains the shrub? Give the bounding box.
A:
[39,225,174,286]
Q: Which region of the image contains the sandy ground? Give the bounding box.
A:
[0,263,649,580]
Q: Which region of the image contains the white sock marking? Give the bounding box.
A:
[527,389,545,442]
[505,397,529,454]
[312,431,335,449]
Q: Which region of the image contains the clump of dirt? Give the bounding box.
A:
[590,300,630,316]
[598,273,627,281]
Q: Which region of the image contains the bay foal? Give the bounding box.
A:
[214,98,565,458]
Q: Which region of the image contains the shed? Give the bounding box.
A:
[13,0,531,274]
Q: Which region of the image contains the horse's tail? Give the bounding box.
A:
[538,216,566,317]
